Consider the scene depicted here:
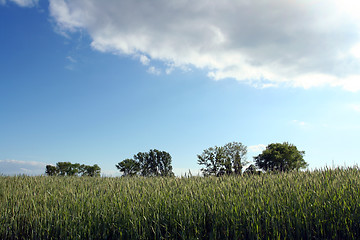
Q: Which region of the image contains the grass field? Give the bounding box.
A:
[1,167,360,239]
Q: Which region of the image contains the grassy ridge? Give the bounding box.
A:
[1,167,360,239]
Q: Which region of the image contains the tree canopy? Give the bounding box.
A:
[45,162,101,177]
[197,141,248,176]
[116,149,174,177]
[254,142,307,172]
[115,159,140,177]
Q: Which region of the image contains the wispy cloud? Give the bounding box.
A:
[248,144,266,153]
[65,55,77,70]
[47,0,360,91]
[147,66,161,75]
[350,104,360,112]
[292,120,308,127]
[100,169,121,177]
[139,55,150,66]
[66,56,77,63]
[0,159,47,175]
[1,0,38,7]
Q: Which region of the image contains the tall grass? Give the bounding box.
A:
[1,167,360,239]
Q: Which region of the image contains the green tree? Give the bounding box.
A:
[45,162,101,176]
[223,142,248,174]
[197,146,225,176]
[254,142,307,172]
[56,162,79,176]
[45,165,58,176]
[115,159,140,176]
[116,149,174,177]
[197,141,248,176]
[79,164,101,177]
[243,164,260,175]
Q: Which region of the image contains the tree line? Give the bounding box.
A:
[45,142,307,177]
[45,162,101,177]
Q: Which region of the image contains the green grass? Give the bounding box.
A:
[1,167,360,239]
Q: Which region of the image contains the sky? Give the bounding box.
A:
[1,0,360,176]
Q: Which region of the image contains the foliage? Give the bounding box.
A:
[79,164,101,177]
[45,165,58,176]
[45,162,101,177]
[197,141,247,176]
[254,142,308,172]
[115,159,140,177]
[1,167,360,239]
[243,164,260,175]
[116,149,174,177]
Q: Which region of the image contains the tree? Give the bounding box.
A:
[243,164,260,175]
[79,164,101,177]
[45,162,101,177]
[56,162,79,176]
[116,149,174,177]
[115,159,140,176]
[197,146,225,176]
[45,165,58,176]
[223,142,248,174]
[254,142,307,172]
[197,141,248,176]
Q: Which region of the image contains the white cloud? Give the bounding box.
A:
[292,120,309,128]
[101,169,121,177]
[350,104,360,112]
[66,56,77,63]
[0,159,47,175]
[174,168,202,177]
[139,55,150,66]
[48,0,360,91]
[147,66,161,75]
[248,144,266,152]
[2,0,38,7]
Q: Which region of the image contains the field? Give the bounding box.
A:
[1,167,360,239]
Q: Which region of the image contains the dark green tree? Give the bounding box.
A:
[79,164,101,177]
[197,141,248,176]
[197,146,225,176]
[254,142,307,172]
[116,149,174,177]
[244,164,260,175]
[45,165,58,176]
[56,162,79,176]
[115,159,140,176]
[45,162,101,176]
[223,142,248,174]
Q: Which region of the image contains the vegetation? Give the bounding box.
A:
[255,142,307,172]
[197,142,247,176]
[2,167,360,239]
[115,158,140,177]
[45,162,101,177]
[243,164,261,175]
[116,149,174,177]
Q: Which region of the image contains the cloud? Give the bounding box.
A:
[292,120,308,127]
[66,56,77,63]
[147,66,161,75]
[1,0,38,7]
[139,55,150,66]
[47,0,360,91]
[65,56,77,70]
[350,104,360,112]
[100,169,121,177]
[0,159,47,175]
[248,144,266,153]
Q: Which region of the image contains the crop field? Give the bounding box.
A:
[1,167,360,239]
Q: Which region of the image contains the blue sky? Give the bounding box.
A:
[1,0,360,176]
